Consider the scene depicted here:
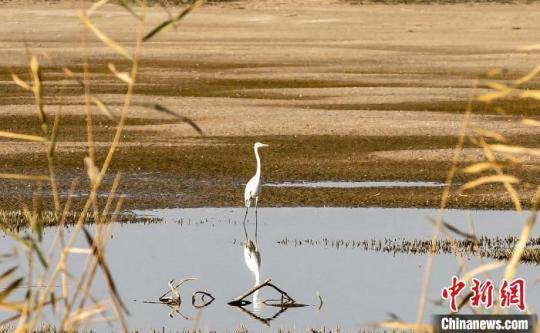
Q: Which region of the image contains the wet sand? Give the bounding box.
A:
[0,1,538,210]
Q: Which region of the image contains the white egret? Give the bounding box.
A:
[242,142,267,312]
[242,142,269,239]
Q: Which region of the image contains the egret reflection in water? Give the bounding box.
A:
[238,234,293,327]
[243,223,263,314]
[238,210,303,326]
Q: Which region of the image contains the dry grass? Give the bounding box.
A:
[378,65,540,332]
[0,1,202,332]
[0,210,163,231]
[277,235,540,264]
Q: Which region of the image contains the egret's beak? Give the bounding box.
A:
[261,143,269,147]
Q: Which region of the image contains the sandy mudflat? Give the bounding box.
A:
[0,1,538,209]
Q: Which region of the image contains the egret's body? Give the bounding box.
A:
[242,142,269,239]
[244,143,267,207]
[244,175,262,208]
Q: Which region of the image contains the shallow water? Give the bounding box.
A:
[264,181,445,188]
[1,208,538,332]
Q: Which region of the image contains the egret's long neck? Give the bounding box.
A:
[254,146,262,178]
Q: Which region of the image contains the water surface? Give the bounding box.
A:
[1,208,538,332]
[264,181,446,188]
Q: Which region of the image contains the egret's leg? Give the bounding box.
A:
[255,197,259,242]
[242,206,249,240]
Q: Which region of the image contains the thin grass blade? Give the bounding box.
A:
[0,173,49,181]
[10,73,31,91]
[79,13,133,60]
[152,103,204,135]
[90,96,115,120]
[461,175,519,191]
[0,131,45,142]
[462,162,498,174]
[0,278,23,301]
[143,0,203,42]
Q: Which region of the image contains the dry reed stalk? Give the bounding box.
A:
[0,1,203,331]
[414,63,540,328]
[414,80,478,325]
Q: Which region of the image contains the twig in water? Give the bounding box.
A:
[233,304,288,327]
[228,278,305,308]
[192,291,215,308]
[158,277,197,305]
